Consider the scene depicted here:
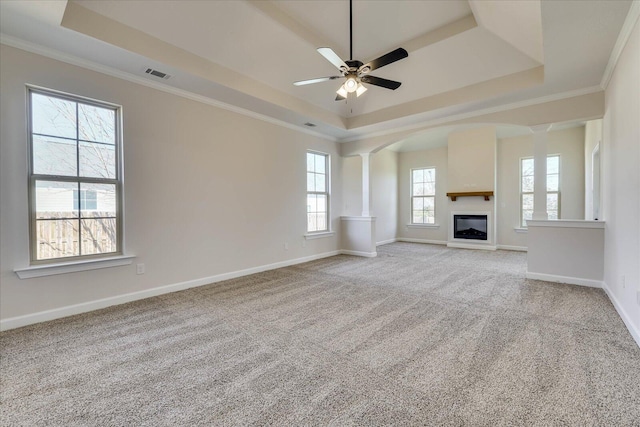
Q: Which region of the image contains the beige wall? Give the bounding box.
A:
[397,146,449,243]
[584,119,603,220]
[0,45,342,321]
[447,127,496,192]
[496,126,585,248]
[341,156,362,217]
[602,17,640,342]
[371,149,398,244]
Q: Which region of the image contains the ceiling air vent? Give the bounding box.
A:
[304,122,317,127]
[144,68,171,80]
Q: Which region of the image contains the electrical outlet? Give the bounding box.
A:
[621,275,626,289]
[136,263,145,275]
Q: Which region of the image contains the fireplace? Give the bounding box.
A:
[453,214,488,240]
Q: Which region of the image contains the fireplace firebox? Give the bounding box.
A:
[453,215,488,240]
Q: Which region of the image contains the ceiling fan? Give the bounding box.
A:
[293,0,408,101]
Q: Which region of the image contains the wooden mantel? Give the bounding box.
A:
[447,191,494,201]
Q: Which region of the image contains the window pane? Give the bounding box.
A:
[413,183,425,196]
[315,213,327,231]
[547,193,558,211]
[547,210,558,220]
[307,194,317,213]
[522,194,534,210]
[425,182,435,195]
[425,169,435,183]
[522,175,534,192]
[314,154,325,174]
[306,153,315,173]
[522,210,533,226]
[315,173,326,193]
[35,181,78,219]
[31,93,77,139]
[32,135,77,176]
[307,172,315,192]
[80,183,116,218]
[412,212,425,224]
[412,169,424,183]
[424,196,435,210]
[35,219,79,259]
[426,212,435,224]
[80,218,117,255]
[413,197,424,210]
[547,174,559,192]
[78,104,115,144]
[522,158,534,176]
[547,156,559,174]
[307,213,317,232]
[316,194,327,213]
[79,141,116,179]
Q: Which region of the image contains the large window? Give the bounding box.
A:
[306,151,329,232]
[520,155,560,227]
[28,88,122,262]
[411,167,436,224]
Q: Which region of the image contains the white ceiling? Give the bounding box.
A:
[0,0,632,145]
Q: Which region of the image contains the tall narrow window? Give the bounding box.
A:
[411,167,436,224]
[520,155,561,227]
[307,151,329,232]
[29,88,122,262]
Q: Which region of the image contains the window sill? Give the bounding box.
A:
[15,255,135,279]
[406,223,440,229]
[514,227,528,233]
[304,231,335,240]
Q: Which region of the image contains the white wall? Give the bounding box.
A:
[341,156,362,217]
[0,45,342,322]
[496,126,585,248]
[447,127,496,192]
[602,16,640,342]
[371,149,398,244]
[584,119,603,220]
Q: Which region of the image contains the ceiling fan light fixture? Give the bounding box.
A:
[345,76,358,93]
[336,85,348,98]
[356,83,367,97]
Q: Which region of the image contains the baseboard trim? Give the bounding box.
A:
[397,238,447,245]
[447,242,497,251]
[376,238,397,246]
[496,245,528,252]
[0,250,341,332]
[340,250,377,258]
[525,271,602,288]
[602,281,640,349]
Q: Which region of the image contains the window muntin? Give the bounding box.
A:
[520,155,560,227]
[411,167,436,224]
[306,151,329,232]
[29,88,121,262]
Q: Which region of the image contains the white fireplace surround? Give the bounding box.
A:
[448,211,496,250]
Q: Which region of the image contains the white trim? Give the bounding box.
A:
[1,250,341,331]
[447,242,497,251]
[406,223,440,229]
[14,255,135,279]
[496,245,528,252]
[397,238,447,245]
[376,238,397,246]
[340,250,377,257]
[0,35,337,143]
[602,281,640,349]
[340,216,376,222]
[525,271,602,288]
[304,231,335,240]
[339,85,602,143]
[600,1,640,89]
[526,219,605,229]
[514,227,528,233]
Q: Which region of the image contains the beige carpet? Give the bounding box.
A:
[1,242,639,426]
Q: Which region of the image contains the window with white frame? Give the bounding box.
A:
[411,167,436,224]
[306,151,329,232]
[28,88,122,262]
[520,155,560,227]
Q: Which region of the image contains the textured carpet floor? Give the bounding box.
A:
[1,242,639,426]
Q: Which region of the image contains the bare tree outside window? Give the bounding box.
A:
[29,89,121,261]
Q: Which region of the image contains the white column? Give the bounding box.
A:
[531,125,551,220]
[360,153,372,217]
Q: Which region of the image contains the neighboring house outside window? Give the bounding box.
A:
[520,155,560,227]
[28,88,122,262]
[306,151,329,232]
[411,167,436,224]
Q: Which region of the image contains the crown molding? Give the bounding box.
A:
[600,0,640,90]
[0,34,338,142]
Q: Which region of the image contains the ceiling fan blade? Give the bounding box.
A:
[294,76,342,86]
[360,48,408,73]
[360,75,402,90]
[317,47,349,72]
